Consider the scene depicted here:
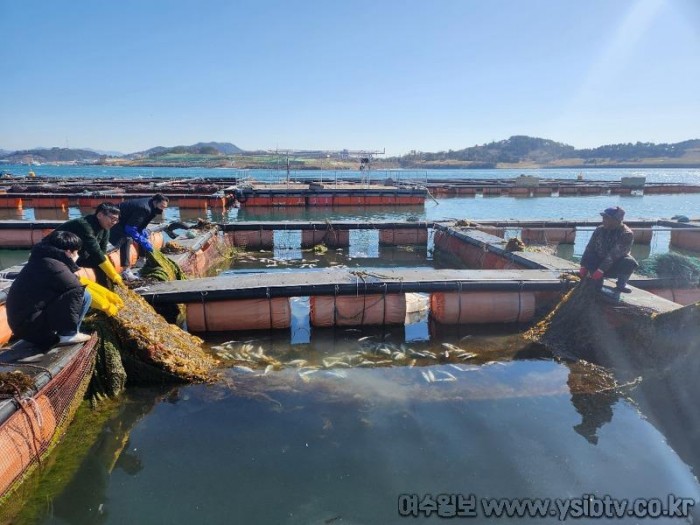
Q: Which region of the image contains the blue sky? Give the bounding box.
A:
[1,0,699,155]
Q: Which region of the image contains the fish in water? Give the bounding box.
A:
[287,359,308,367]
[421,369,436,383]
[442,342,464,353]
[449,364,478,372]
[433,370,457,382]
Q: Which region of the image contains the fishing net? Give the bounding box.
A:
[526,278,700,372]
[139,248,187,324]
[0,371,35,397]
[505,238,525,252]
[87,251,217,403]
[638,252,700,286]
[140,249,187,282]
[84,319,127,406]
[92,288,217,388]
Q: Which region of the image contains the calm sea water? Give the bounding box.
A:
[2,167,700,524]
[2,163,700,184]
[7,329,700,525]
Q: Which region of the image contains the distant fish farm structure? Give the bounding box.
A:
[0,174,698,210]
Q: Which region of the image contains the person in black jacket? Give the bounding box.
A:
[6,230,93,348]
[109,194,169,280]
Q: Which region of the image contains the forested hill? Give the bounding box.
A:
[1,147,102,163]
[127,142,243,158]
[396,136,700,168]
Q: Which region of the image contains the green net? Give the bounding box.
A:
[638,252,700,286]
[84,317,127,406]
[140,249,187,282]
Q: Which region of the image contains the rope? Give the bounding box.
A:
[200,291,209,333]
[457,281,463,324]
[333,285,339,326]
[0,380,45,466]
[266,287,272,329]
[517,280,524,322]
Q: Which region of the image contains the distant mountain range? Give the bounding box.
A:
[1,137,700,168]
[393,136,700,169]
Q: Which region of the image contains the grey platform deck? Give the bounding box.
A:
[139,268,576,304]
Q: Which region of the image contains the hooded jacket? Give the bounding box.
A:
[6,241,83,333]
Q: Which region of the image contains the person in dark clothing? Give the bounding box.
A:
[55,202,123,286]
[579,206,639,294]
[6,231,93,348]
[109,194,169,280]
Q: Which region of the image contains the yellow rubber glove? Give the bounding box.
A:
[98,259,124,286]
[87,285,121,317]
[80,277,125,308]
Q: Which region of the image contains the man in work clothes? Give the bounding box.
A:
[55,202,123,286]
[579,206,638,294]
[109,194,169,280]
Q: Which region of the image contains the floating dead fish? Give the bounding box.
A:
[358,360,376,367]
[377,347,392,356]
[325,370,348,379]
[233,365,255,374]
[460,335,473,341]
[458,353,478,360]
[449,364,479,372]
[442,343,464,353]
[392,352,406,361]
[358,336,375,342]
[287,359,308,367]
[433,370,457,382]
[421,371,434,383]
[263,364,274,375]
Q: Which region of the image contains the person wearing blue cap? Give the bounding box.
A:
[579,206,638,294]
